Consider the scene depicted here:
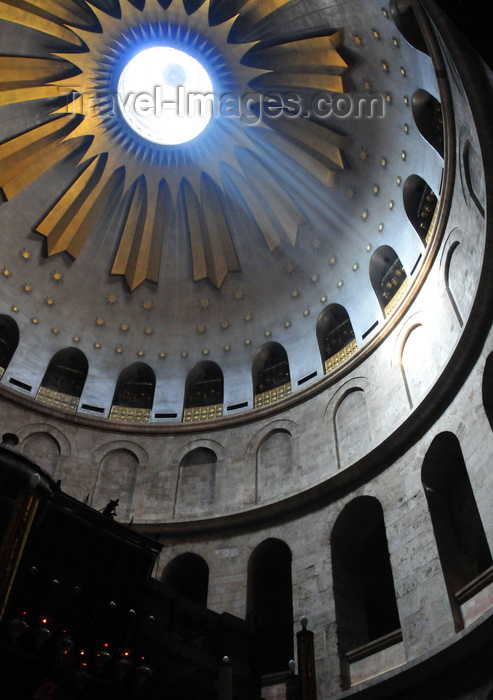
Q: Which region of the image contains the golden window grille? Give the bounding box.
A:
[255,382,292,408]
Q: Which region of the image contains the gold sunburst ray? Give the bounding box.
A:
[0,0,348,292]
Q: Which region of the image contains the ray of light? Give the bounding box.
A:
[235,145,305,248]
[220,162,282,253]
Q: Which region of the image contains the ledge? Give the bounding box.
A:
[345,630,403,665]
[456,565,493,606]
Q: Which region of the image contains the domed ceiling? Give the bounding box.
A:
[0,0,444,420]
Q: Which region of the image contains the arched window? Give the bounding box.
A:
[370,246,408,317]
[21,432,61,476]
[332,497,401,687]
[317,304,357,374]
[183,361,224,422]
[412,89,444,157]
[253,343,291,408]
[403,175,438,245]
[162,553,209,607]
[181,447,217,468]
[257,429,293,502]
[390,0,429,54]
[92,447,139,521]
[0,315,19,378]
[110,362,155,422]
[174,448,218,518]
[36,347,88,412]
[422,433,492,629]
[247,539,293,679]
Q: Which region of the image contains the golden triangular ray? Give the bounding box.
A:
[200,172,240,289]
[111,177,169,290]
[0,57,75,91]
[0,1,83,46]
[36,154,113,257]
[180,178,207,283]
[0,115,79,199]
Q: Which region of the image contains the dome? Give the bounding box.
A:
[2,1,493,699]
[0,0,448,423]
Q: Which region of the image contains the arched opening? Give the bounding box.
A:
[317,304,357,374]
[332,497,401,687]
[403,175,438,245]
[390,0,429,54]
[252,343,291,408]
[422,433,493,630]
[21,432,61,476]
[412,89,444,157]
[482,353,493,432]
[334,388,372,470]
[181,447,217,467]
[370,246,408,317]
[36,347,88,412]
[162,553,209,607]
[174,447,218,518]
[247,539,293,681]
[0,315,19,378]
[183,361,224,422]
[92,448,139,521]
[109,362,155,422]
[257,429,293,502]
